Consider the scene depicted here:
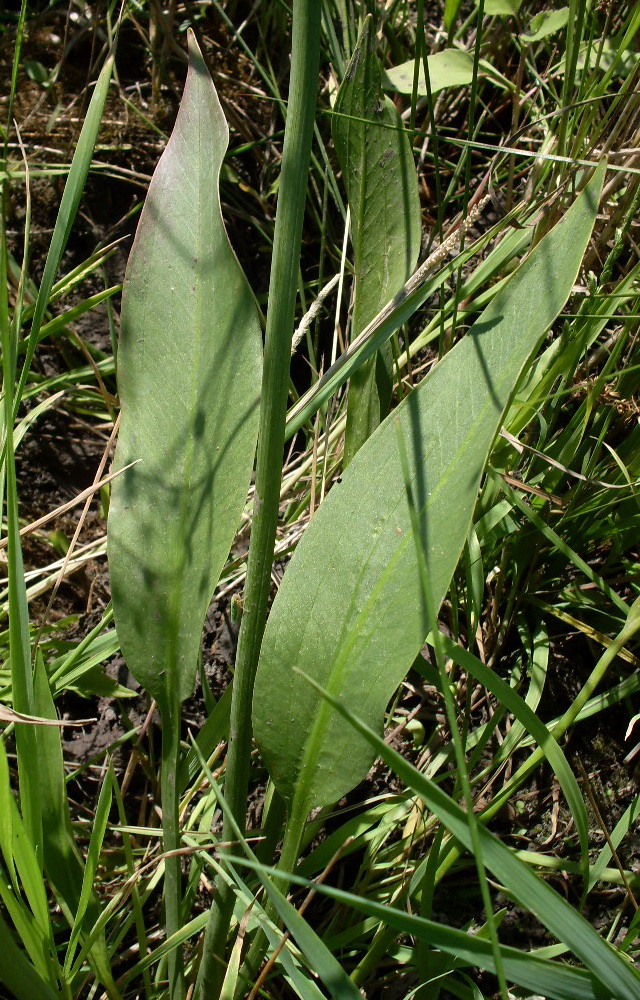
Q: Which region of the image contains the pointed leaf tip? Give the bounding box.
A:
[253,162,604,812]
[108,34,262,714]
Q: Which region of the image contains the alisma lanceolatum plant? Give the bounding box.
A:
[104,10,640,1000]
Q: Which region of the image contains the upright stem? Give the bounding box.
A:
[162,708,185,1000]
[233,802,308,996]
[197,4,321,997]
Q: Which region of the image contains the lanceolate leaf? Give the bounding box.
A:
[444,0,465,32]
[253,161,605,814]
[384,49,487,96]
[333,15,421,464]
[108,33,262,715]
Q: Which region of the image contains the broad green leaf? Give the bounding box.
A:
[332,15,421,464]
[108,33,262,715]
[289,676,640,1000]
[253,161,605,813]
[444,0,465,32]
[520,7,569,43]
[384,49,487,96]
[482,0,522,14]
[576,36,640,75]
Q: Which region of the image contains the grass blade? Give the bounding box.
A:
[434,633,590,885]
[15,50,115,412]
[0,912,61,1000]
[297,672,640,1000]
[64,762,113,978]
[33,652,118,996]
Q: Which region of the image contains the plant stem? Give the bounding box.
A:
[196,4,321,997]
[233,801,308,996]
[161,708,185,1000]
[255,786,287,863]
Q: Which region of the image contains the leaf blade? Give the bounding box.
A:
[332,16,421,462]
[108,34,262,713]
[253,162,605,812]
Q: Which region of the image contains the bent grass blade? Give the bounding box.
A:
[296,670,640,1000]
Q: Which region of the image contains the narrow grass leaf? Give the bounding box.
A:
[0,812,56,981]
[219,852,608,1000]
[0,770,51,941]
[111,772,152,999]
[178,683,231,792]
[284,208,527,440]
[33,652,117,995]
[249,874,365,1000]
[15,51,114,411]
[254,162,605,813]
[189,740,363,1000]
[496,475,629,615]
[333,15,421,463]
[491,623,548,765]
[0,913,61,1000]
[64,762,113,977]
[184,852,327,1000]
[1,207,41,859]
[219,923,243,1000]
[296,674,640,1000]
[588,791,640,894]
[0,737,16,887]
[434,635,590,882]
[34,650,85,911]
[0,876,51,983]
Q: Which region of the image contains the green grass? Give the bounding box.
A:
[0,2,640,999]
